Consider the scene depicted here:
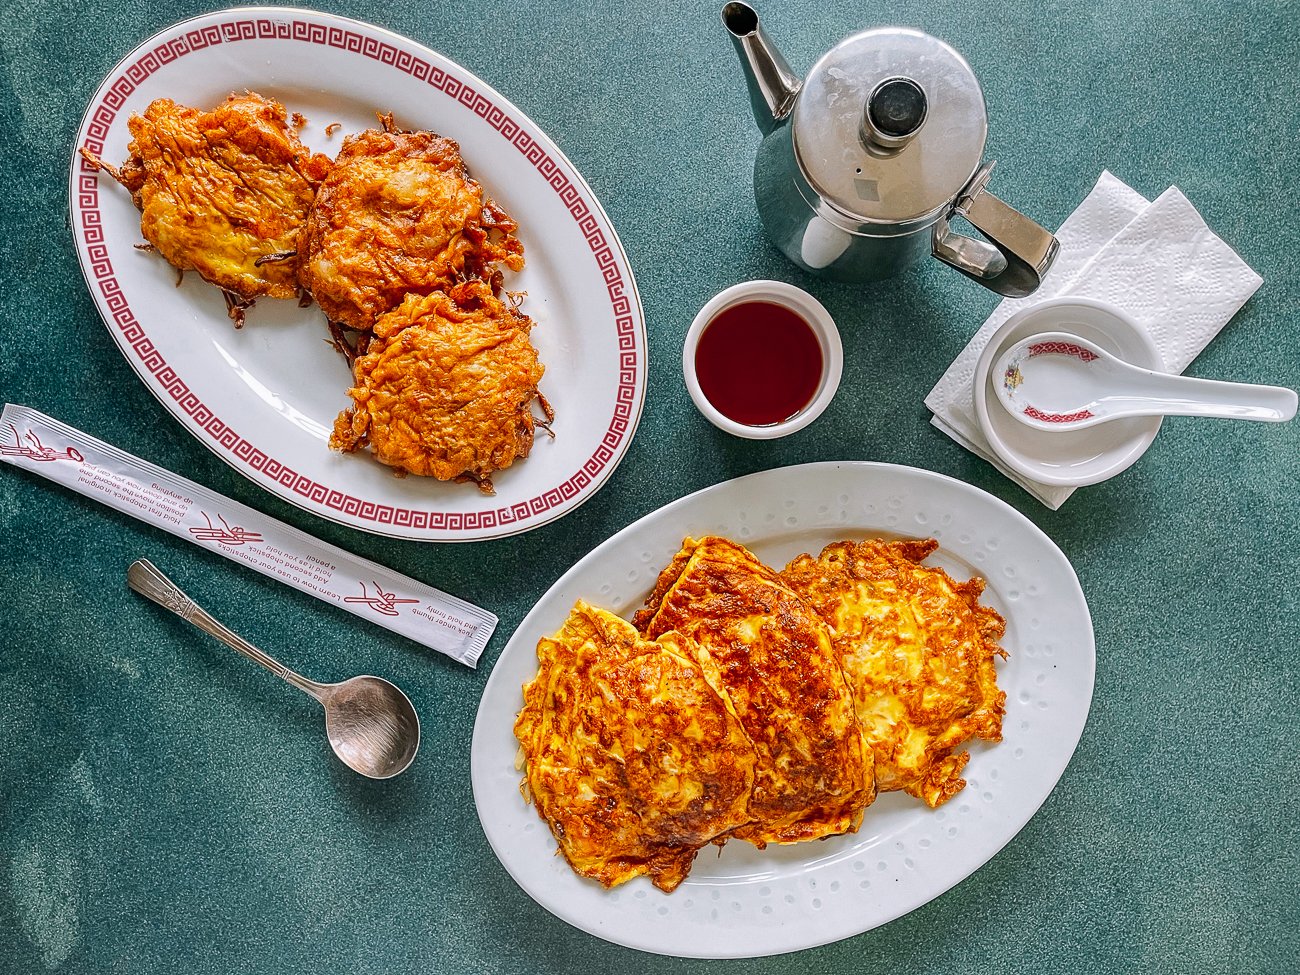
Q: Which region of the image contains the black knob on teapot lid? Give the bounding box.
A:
[864,77,928,147]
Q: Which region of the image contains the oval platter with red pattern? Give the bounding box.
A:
[69,7,647,541]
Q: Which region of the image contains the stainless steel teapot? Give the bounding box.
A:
[724,3,1059,297]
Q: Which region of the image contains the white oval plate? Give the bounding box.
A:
[471,462,1094,958]
[69,7,646,541]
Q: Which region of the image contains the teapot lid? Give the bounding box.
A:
[792,28,988,227]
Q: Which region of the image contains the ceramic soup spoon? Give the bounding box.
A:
[993,331,1298,432]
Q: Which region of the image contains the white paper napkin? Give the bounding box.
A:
[925,171,1264,508]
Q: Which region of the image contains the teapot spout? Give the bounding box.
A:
[723,3,801,135]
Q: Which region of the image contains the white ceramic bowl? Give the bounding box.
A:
[683,280,843,440]
[974,298,1164,486]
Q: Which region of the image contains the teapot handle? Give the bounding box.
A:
[931,162,1059,298]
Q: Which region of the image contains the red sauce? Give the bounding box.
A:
[694,301,824,427]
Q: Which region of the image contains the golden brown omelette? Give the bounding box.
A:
[329,279,551,492]
[781,538,1007,808]
[80,93,332,324]
[514,602,757,892]
[297,117,525,333]
[633,537,875,847]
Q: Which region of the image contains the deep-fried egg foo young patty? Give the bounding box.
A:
[329,280,548,491]
[633,537,875,847]
[781,538,1007,808]
[81,93,331,310]
[514,602,757,892]
[297,124,524,332]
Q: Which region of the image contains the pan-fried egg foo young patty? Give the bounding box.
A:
[80,92,332,322]
[634,536,875,847]
[781,538,1007,808]
[297,119,525,333]
[329,280,551,493]
[514,602,757,893]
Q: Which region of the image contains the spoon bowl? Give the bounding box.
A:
[994,331,1298,431]
[320,676,421,779]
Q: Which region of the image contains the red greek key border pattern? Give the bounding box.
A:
[77,16,641,533]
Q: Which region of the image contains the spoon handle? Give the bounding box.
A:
[1104,373,1298,422]
[126,559,326,702]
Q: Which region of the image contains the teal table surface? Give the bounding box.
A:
[3,0,1298,972]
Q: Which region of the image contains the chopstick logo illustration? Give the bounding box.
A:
[2,424,84,463]
[344,581,419,617]
[189,511,264,546]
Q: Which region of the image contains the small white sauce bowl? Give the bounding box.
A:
[683,280,843,440]
[974,297,1163,486]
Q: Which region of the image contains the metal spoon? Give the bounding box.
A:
[993,331,1298,432]
[127,559,420,779]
